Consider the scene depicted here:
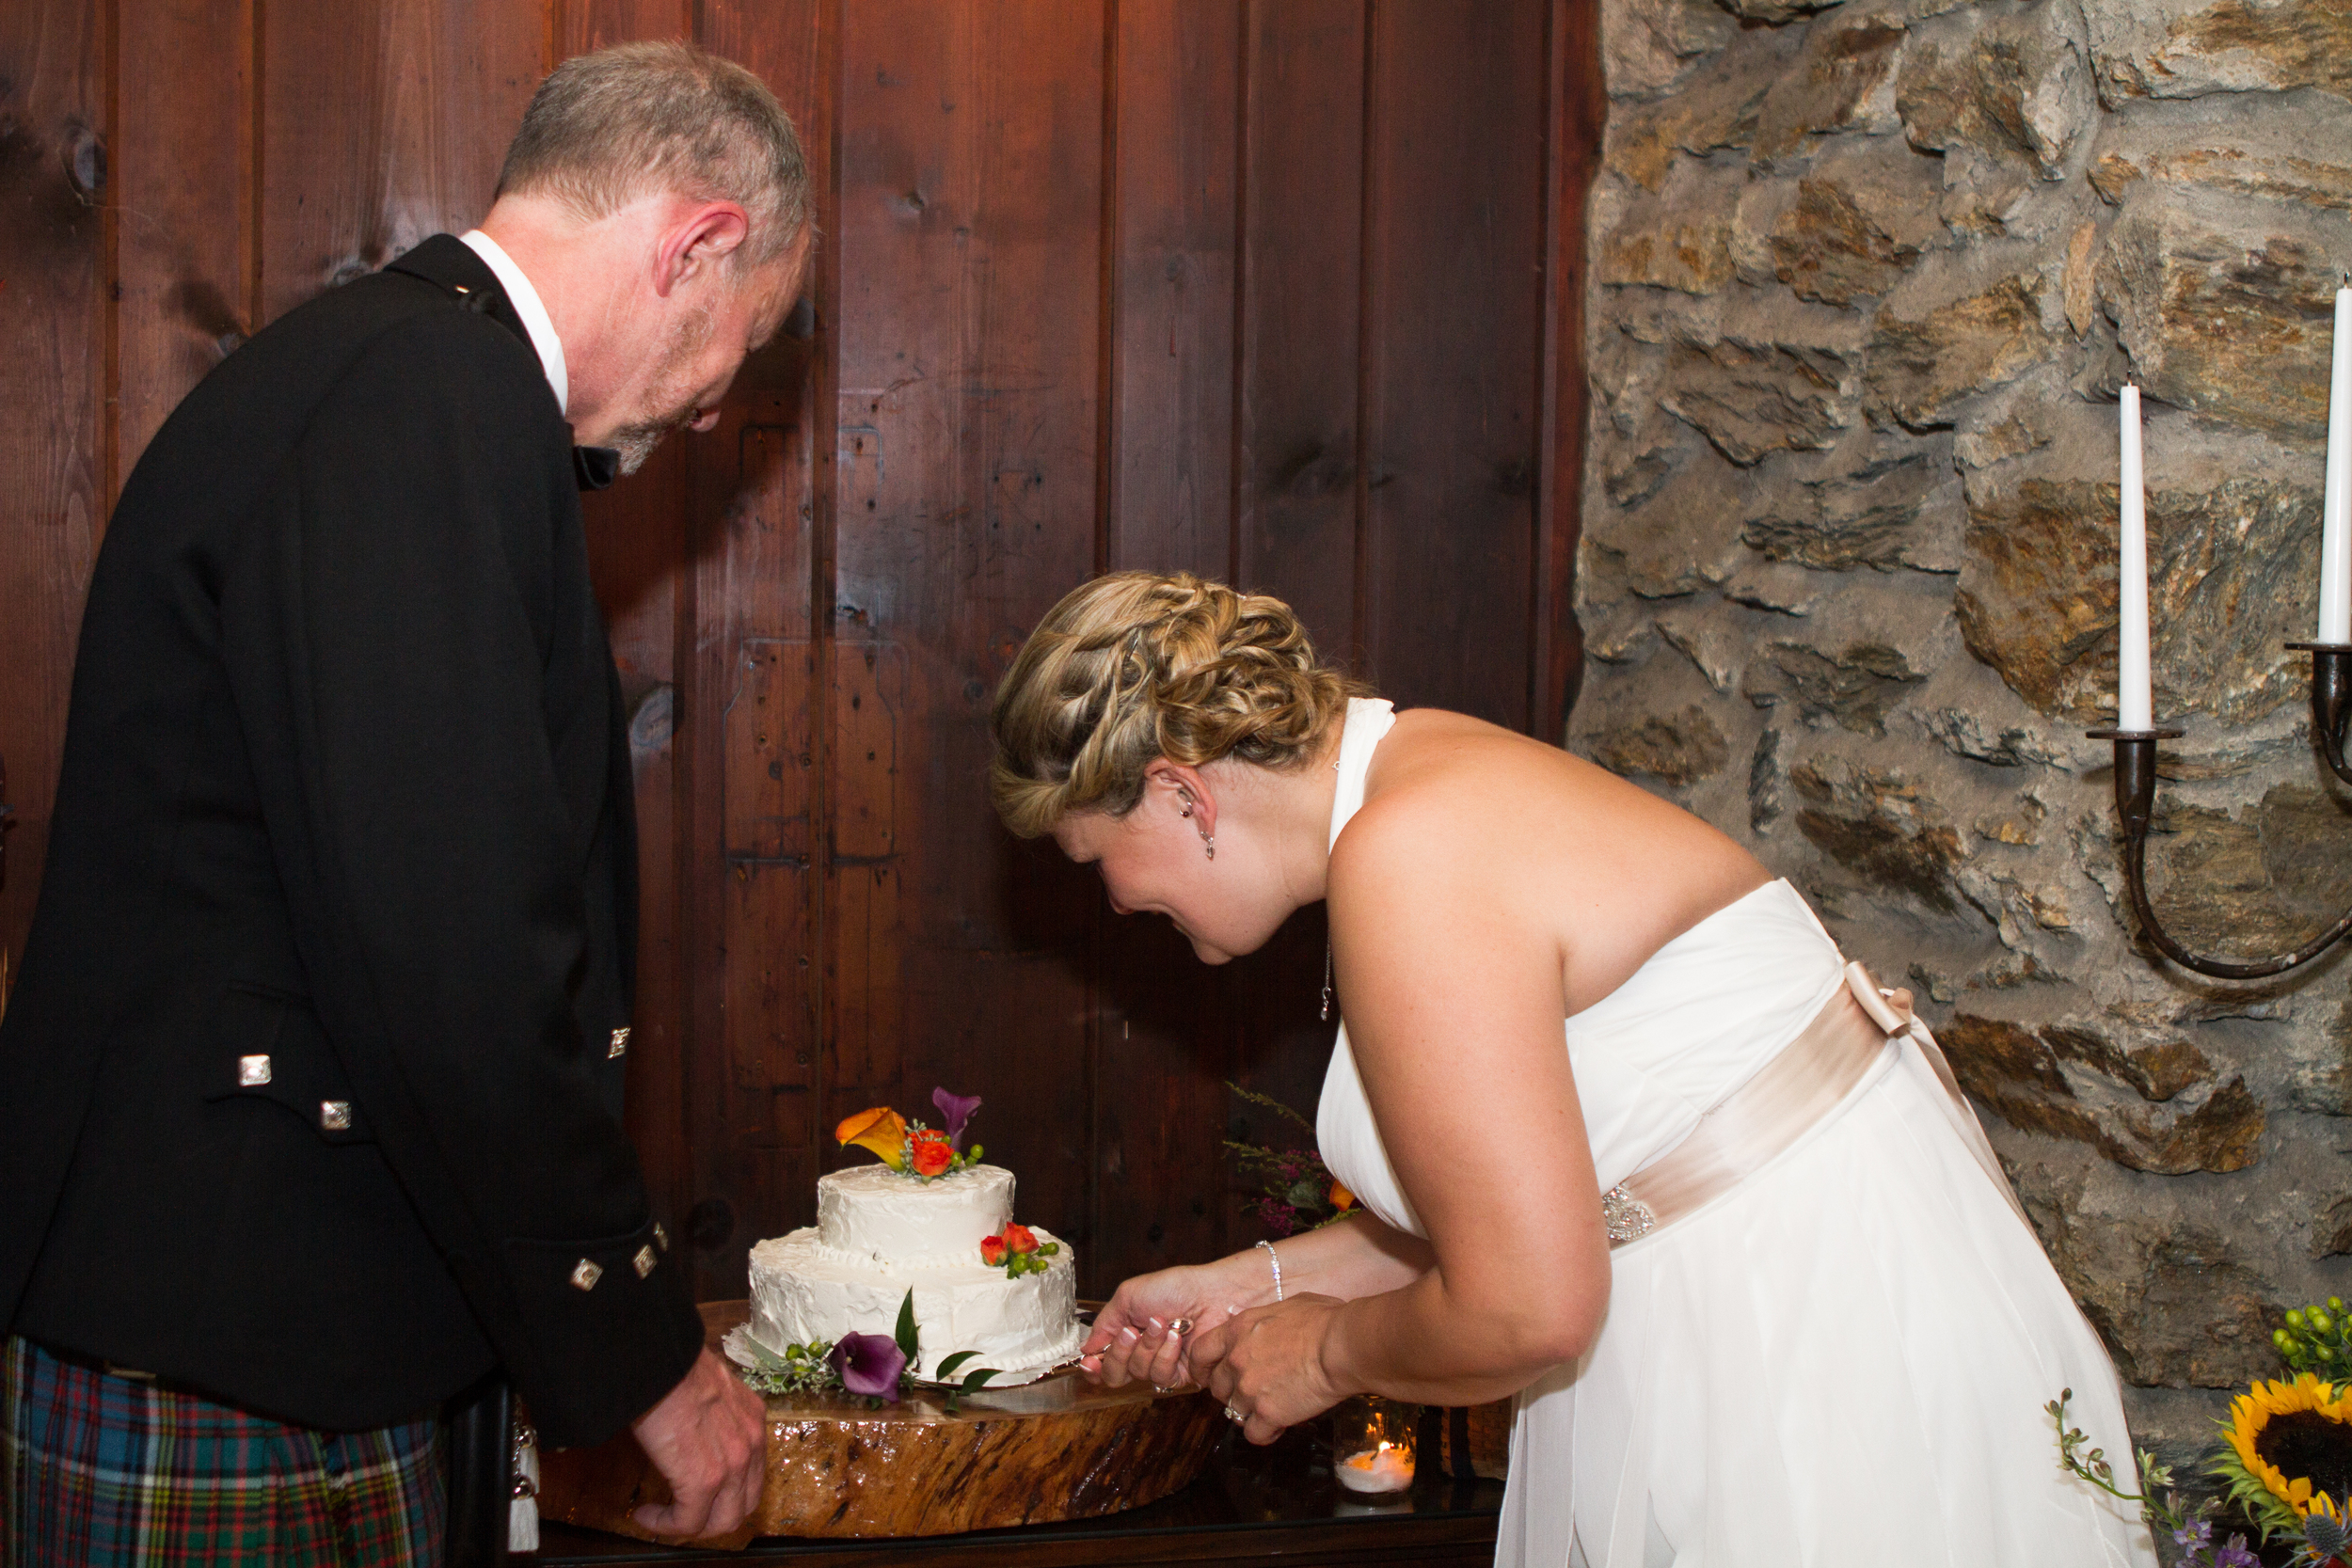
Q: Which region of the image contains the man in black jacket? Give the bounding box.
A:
[0,41,807,1560]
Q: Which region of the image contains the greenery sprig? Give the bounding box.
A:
[736,1337,843,1398]
[1223,1082,1359,1237]
[2048,1386,2195,1535]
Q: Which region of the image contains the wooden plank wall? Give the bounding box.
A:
[0,0,1597,1307]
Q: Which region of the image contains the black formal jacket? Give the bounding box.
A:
[0,236,702,1447]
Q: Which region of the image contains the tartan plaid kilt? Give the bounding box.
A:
[1,1335,445,1567]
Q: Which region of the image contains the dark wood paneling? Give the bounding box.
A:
[1224,0,1372,1192]
[559,0,691,55]
[1233,0,1366,670]
[258,0,536,323]
[113,0,250,508]
[681,0,836,1299]
[1359,0,1550,731]
[1087,0,1246,1306]
[1104,0,1238,580]
[834,0,1108,1266]
[0,0,103,996]
[686,407,822,1298]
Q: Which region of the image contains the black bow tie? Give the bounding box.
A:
[572,446,620,491]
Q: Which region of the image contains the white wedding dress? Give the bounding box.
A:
[1313,700,2155,1568]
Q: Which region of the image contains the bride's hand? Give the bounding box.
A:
[1080,1260,1255,1389]
[1187,1294,1348,1445]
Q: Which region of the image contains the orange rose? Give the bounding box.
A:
[910,1131,954,1178]
[1329,1180,1356,1212]
[1002,1223,1039,1255]
[835,1106,909,1169]
[979,1234,1008,1265]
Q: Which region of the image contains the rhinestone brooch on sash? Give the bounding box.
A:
[1601,1183,1656,1244]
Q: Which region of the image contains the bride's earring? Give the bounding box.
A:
[1179,789,1213,858]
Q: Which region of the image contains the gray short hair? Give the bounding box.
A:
[499,41,812,267]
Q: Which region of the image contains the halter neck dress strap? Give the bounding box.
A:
[1327,698,1398,849]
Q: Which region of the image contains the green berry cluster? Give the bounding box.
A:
[738,1338,842,1396]
[1002,1240,1060,1278]
[2274,1298,2352,1386]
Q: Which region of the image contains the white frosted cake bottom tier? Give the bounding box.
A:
[746,1226,1085,1385]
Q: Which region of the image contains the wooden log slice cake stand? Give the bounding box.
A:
[537,1302,1223,1549]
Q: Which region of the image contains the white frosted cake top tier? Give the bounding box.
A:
[816,1162,1013,1265]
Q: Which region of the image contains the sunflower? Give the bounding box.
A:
[2213,1373,2352,1538]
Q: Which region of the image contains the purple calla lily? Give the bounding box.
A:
[827,1332,906,1400]
[932,1087,982,1149]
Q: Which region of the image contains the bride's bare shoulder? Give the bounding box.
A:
[1355,707,1644,824]
[1333,710,1585,873]
[1333,705,1767,913]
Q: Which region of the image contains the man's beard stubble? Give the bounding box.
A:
[608,302,717,475]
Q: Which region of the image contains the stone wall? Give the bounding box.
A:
[1573,0,2352,1476]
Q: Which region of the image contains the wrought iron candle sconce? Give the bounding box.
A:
[2091,643,2352,979]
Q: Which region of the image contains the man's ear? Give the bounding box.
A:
[654,200,752,297]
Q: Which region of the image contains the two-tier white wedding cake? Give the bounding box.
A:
[745,1163,1085,1385]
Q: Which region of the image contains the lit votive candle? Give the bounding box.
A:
[1337,1440,1416,1494]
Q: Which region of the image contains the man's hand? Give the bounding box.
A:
[629,1348,767,1539]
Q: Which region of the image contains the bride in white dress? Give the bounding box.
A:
[988,570,2155,1568]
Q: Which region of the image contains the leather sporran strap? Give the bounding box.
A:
[443,1374,513,1568]
[1602,962,2026,1248]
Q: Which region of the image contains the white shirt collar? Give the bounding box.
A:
[458,230,568,415]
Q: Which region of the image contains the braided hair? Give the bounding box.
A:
[989,572,1362,838]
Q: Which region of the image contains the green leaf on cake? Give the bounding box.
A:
[927,1349,1004,1393]
[894,1288,919,1363]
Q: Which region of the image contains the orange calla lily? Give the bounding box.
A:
[835,1106,909,1169]
[1329,1179,1356,1212]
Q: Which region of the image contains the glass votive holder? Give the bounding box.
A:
[1330,1394,1417,1494]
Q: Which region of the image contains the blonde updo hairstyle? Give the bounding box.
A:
[990,572,1361,839]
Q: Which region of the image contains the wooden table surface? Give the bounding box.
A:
[530,1415,1503,1568]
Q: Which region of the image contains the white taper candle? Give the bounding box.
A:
[2321,282,2352,644]
[2118,386,2153,731]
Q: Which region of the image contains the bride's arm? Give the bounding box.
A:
[1082,1213,1433,1387]
[1260,1211,1435,1298]
[1193,798,1613,1430]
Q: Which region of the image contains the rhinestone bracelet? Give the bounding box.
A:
[1256,1238,1283,1302]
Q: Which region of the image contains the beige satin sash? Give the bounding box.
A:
[1601,962,2026,1248]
